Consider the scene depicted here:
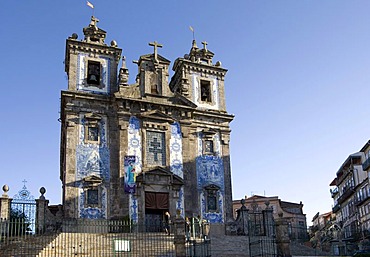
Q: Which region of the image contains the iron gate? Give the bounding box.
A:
[248,212,277,257]
[10,182,36,234]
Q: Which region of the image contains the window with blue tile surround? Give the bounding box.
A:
[87,188,99,205]
[146,131,166,166]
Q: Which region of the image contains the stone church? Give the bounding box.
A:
[60,16,234,232]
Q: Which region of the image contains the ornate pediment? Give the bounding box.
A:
[139,110,175,122]
[139,54,171,64]
[169,93,197,108]
[84,113,102,120]
[83,175,103,186]
[137,167,184,186]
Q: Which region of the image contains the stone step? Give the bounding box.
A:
[37,232,175,256]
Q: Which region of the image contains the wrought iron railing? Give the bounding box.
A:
[337,186,355,204]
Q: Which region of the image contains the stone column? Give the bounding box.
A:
[35,187,48,234]
[174,209,186,257]
[275,215,292,257]
[0,185,12,220]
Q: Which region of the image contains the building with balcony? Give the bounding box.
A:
[357,141,370,240]
[329,142,370,254]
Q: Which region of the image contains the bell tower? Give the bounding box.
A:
[169,40,227,112]
[170,40,234,230]
[64,16,122,95]
[61,16,122,219]
[136,41,172,97]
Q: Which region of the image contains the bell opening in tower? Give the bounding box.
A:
[87,60,101,85]
[200,80,211,102]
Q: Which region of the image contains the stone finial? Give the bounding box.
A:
[111,40,117,47]
[118,56,129,87]
[240,198,246,206]
[251,200,258,211]
[39,187,46,200]
[192,39,198,49]
[2,184,9,196]
[265,200,270,207]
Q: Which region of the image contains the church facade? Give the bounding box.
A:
[60,17,234,231]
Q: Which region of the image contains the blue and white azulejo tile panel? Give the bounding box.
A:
[170,122,183,178]
[197,131,222,157]
[170,122,184,217]
[127,116,142,174]
[200,190,224,223]
[76,53,111,94]
[196,155,224,192]
[213,132,222,157]
[129,194,138,223]
[197,155,225,223]
[77,115,110,181]
[78,185,107,219]
[76,115,110,218]
[191,73,219,110]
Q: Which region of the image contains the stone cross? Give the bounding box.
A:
[201,41,208,51]
[149,41,163,63]
[90,16,99,28]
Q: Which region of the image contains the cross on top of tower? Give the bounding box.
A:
[201,41,208,51]
[90,16,99,28]
[149,41,163,63]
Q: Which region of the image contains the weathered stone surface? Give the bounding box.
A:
[60,16,234,234]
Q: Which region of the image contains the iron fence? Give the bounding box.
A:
[186,239,211,257]
[0,219,176,257]
[248,212,277,257]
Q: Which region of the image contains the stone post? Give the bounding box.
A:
[0,185,12,220]
[0,185,12,242]
[35,187,48,234]
[173,209,186,257]
[275,214,292,257]
[234,199,249,236]
[263,201,274,237]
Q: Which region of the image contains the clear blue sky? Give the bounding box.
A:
[1,1,370,224]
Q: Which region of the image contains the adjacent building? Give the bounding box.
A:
[232,195,308,240]
[329,140,370,254]
[310,211,334,252]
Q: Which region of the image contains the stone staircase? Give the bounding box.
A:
[210,235,250,257]
[36,232,175,257]
[290,241,333,256]
[0,233,59,257]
